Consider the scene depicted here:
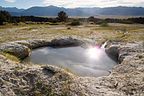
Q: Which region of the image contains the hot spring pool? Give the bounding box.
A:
[23,46,117,77]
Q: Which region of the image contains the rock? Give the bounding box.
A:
[51,37,84,46]
[15,39,51,49]
[0,42,30,59]
[105,46,119,62]
[0,55,5,59]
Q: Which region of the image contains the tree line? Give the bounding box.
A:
[1,10,144,25]
[88,16,144,24]
[0,10,68,25]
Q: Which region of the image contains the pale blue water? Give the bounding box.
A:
[24,46,117,77]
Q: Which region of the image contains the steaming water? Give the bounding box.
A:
[23,46,117,77]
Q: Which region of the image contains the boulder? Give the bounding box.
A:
[0,42,30,59]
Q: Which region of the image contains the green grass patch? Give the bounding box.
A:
[3,49,15,54]
[0,52,20,62]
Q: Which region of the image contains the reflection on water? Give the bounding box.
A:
[23,46,117,77]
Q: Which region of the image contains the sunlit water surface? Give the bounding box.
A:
[23,46,117,77]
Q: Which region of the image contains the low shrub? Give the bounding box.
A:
[67,27,71,30]
[119,20,134,24]
[49,22,59,25]
[95,21,106,24]
[100,23,109,27]
[70,20,81,26]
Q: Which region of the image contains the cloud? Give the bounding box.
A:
[43,0,144,8]
[5,0,16,3]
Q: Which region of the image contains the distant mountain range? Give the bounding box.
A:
[0,6,24,13]
[1,6,144,16]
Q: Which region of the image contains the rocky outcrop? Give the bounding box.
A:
[0,39,144,96]
[0,59,83,96]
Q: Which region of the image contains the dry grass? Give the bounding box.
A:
[0,23,144,44]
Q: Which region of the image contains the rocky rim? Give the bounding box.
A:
[0,38,144,96]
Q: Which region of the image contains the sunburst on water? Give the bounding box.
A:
[87,46,103,60]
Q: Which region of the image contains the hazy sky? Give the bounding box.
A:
[0,0,144,9]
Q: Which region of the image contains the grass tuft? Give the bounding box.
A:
[100,23,109,27]
[0,52,20,62]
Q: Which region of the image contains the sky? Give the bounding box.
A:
[0,0,144,9]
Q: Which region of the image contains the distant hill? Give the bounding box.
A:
[0,6,24,13]
[100,6,144,16]
[1,6,144,16]
[22,6,66,16]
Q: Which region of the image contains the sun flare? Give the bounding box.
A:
[87,47,102,60]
